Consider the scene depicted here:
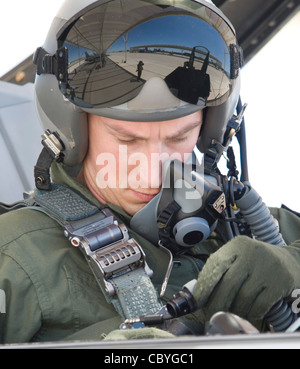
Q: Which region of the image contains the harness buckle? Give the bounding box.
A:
[63,209,153,297]
[87,238,153,296]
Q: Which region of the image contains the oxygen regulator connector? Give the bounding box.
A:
[166,279,198,318]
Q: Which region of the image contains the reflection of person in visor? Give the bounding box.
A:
[1,0,300,345]
[165,47,211,105]
[136,60,144,81]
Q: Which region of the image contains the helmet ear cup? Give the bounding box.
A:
[197,76,241,153]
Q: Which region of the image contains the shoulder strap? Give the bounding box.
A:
[32,184,163,320]
[34,183,99,224]
[0,196,35,216]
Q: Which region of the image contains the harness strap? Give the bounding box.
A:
[31,184,162,319]
[0,199,33,215]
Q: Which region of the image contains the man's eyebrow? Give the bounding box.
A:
[105,124,143,138]
[165,121,202,139]
[107,125,141,137]
[104,120,202,139]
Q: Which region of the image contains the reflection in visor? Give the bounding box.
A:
[58,0,234,109]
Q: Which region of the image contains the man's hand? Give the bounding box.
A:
[193,236,300,330]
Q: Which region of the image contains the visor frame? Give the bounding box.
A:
[53,0,239,120]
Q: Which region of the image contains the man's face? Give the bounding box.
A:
[80,111,203,216]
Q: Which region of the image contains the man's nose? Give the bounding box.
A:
[130,143,167,189]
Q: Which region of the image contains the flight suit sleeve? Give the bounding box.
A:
[270,207,300,245]
[0,251,42,344]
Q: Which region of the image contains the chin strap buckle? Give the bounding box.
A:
[34,130,64,191]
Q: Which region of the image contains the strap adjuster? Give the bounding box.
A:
[63,209,153,297]
[34,184,162,319]
[89,238,153,297]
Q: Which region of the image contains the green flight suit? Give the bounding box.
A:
[0,163,202,344]
[1,162,300,344]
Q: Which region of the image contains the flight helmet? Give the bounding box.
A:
[34,0,243,166]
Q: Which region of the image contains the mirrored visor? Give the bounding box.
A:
[57,0,236,110]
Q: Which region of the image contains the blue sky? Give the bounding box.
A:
[109,15,225,56]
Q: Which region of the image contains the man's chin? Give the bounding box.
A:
[124,201,150,217]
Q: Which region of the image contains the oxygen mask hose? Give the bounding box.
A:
[265,299,299,332]
[235,185,286,246]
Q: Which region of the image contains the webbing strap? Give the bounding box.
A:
[110,269,163,319]
[33,184,162,319]
[34,184,99,222]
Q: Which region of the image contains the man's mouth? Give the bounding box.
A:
[130,189,160,202]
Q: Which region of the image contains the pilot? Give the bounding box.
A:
[1,0,300,344]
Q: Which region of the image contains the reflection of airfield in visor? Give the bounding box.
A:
[61,12,231,109]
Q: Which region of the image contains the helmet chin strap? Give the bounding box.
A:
[34,130,65,190]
